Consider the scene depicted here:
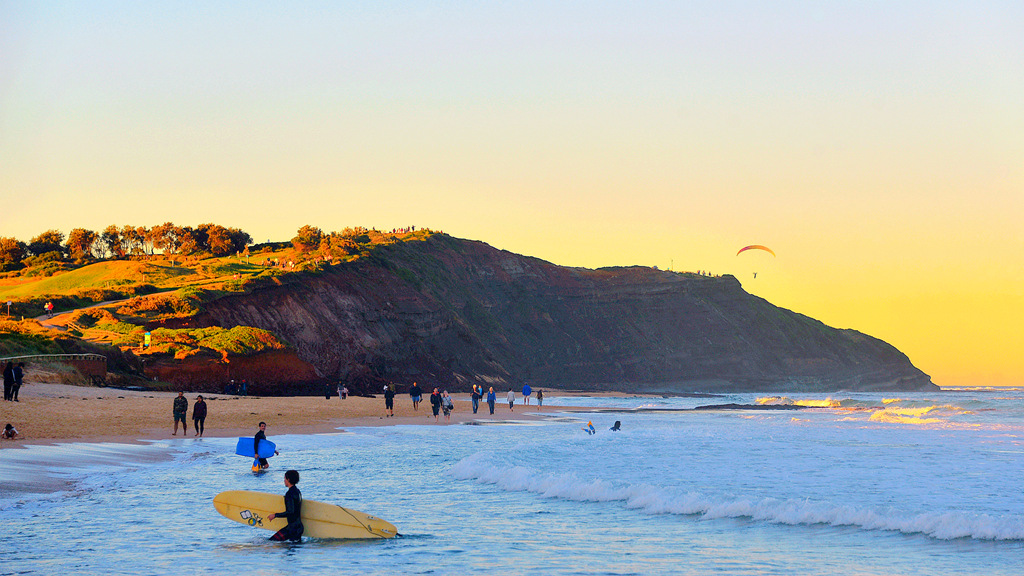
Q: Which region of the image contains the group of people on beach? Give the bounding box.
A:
[171,391,207,437]
[400,382,544,421]
[3,361,24,402]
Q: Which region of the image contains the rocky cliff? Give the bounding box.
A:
[195,235,935,394]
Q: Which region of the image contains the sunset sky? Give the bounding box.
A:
[2,2,1021,387]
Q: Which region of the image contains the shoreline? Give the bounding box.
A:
[0,383,625,449]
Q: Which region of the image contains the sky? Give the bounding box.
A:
[2,1,1022,387]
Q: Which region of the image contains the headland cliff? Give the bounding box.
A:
[163,235,934,394]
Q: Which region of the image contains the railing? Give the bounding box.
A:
[0,353,108,384]
[0,353,108,363]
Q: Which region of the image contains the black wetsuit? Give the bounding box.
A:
[270,485,304,542]
[254,430,269,468]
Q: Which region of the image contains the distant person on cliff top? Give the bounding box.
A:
[430,388,442,422]
[409,382,422,411]
[487,387,496,415]
[172,391,188,435]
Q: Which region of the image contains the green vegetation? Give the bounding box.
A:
[0,224,440,384]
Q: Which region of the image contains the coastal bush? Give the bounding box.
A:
[116,294,198,318]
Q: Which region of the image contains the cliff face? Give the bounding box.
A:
[198,235,935,393]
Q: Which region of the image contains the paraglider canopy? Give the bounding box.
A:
[736,245,775,257]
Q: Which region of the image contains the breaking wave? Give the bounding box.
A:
[451,453,1024,542]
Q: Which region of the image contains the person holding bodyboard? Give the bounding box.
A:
[253,421,280,472]
[267,469,304,542]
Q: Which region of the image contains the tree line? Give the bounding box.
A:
[0,223,252,271]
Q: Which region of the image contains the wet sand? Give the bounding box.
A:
[0,383,601,448]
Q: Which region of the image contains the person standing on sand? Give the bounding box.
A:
[3,361,14,401]
[268,469,304,542]
[409,382,422,411]
[384,383,396,417]
[172,391,188,435]
[429,388,442,422]
[507,388,515,412]
[487,387,496,415]
[522,383,532,406]
[442,390,454,423]
[12,363,24,402]
[192,395,207,437]
[470,384,481,414]
[536,389,543,410]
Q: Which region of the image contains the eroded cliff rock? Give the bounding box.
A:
[192,235,934,394]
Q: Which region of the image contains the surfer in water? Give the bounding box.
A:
[268,469,304,542]
[610,421,621,431]
[254,422,279,470]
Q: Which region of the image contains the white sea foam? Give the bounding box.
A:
[452,453,1024,541]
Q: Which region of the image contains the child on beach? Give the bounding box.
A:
[2,423,17,440]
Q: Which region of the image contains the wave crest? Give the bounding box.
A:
[452,454,1024,541]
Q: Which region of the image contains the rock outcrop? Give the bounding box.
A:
[190,235,934,394]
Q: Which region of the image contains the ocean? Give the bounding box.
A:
[2,388,1023,575]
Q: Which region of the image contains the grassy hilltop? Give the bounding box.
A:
[0,227,437,385]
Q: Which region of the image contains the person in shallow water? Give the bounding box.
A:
[254,421,279,470]
[610,421,621,431]
[268,469,304,542]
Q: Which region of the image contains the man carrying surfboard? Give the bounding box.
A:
[267,469,304,542]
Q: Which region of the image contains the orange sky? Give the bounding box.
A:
[2,2,1021,386]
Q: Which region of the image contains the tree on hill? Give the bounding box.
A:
[100,225,123,259]
[28,230,66,258]
[292,225,324,253]
[0,237,27,270]
[65,228,99,260]
[149,222,178,254]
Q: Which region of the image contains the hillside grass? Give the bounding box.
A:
[0,230,438,369]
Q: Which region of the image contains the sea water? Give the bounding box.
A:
[2,389,1023,575]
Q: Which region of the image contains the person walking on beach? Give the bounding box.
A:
[507,388,516,412]
[254,421,279,470]
[12,362,23,402]
[442,390,454,423]
[268,469,304,542]
[522,383,532,406]
[487,387,496,415]
[536,389,543,411]
[172,391,188,435]
[384,383,396,417]
[192,395,207,437]
[409,382,422,411]
[3,361,14,401]
[429,387,442,422]
[470,384,481,414]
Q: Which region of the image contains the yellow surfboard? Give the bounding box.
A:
[213,490,398,539]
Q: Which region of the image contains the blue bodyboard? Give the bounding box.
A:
[235,437,276,458]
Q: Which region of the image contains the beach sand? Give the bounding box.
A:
[0,383,599,448]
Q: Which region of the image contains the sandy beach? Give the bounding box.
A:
[0,382,597,448]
